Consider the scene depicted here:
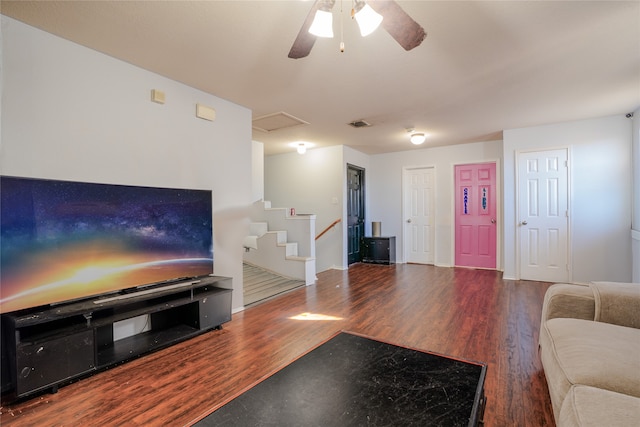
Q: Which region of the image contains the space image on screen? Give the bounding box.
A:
[0,176,214,314]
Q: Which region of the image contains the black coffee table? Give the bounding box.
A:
[195,332,486,426]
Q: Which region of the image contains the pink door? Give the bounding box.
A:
[455,162,497,269]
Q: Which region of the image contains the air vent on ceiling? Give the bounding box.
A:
[348,119,372,128]
[252,112,309,132]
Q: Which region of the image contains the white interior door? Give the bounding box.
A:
[403,167,435,264]
[518,149,569,282]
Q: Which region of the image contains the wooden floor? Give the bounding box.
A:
[0,264,556,426]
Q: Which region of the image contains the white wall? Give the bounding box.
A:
[251,140,264,203]
[369,141,503,267]
[1,17,252,310]
[632,107,640,282]
[504,115,633,283]
[264,116,633,283]
[265,145,347,272]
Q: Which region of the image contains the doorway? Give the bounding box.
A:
[402,166,435,264]
[517,149,569,282]
[454,162,497,269]
[347,164,365,265]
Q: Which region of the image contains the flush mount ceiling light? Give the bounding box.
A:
[290,141,313,154]
[410,133,426,145]
[406,128,427,145]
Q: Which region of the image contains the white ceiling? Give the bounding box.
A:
[2,0,639,155]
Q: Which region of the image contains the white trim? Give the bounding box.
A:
[632,229,640,241]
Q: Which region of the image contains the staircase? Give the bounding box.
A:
[243,201,316,291]
[243,262,304,306]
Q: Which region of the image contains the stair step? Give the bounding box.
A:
[248,222,268,236]
[244,275,293,291]
[284,242,298,256]
[243,263,304,306]
[245,200,316,286]
[285,255,314,261]
[244,279,304,298]
[271,230,287,245]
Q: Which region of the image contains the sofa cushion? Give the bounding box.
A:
[540,318,640,418]
[540,283,595,323]
[559,385,640,427]
[590,281,640,329]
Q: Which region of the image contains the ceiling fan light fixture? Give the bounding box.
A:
[354,1,383,37]
[309,9,334,38]
[410,132,426,145]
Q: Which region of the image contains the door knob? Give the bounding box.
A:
[491,218,496,224]
[521,220,528,225]
[407,219,412,223]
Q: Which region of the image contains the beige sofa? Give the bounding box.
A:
[539,281,640,426]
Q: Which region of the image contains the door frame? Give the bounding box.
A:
[401,165,436,264]
[346,163,366,265]
[515,147,572,281]
[450,159,502,270]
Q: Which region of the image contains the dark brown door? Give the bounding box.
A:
[347,164,365,265]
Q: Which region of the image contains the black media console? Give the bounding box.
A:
[1,276,232,400]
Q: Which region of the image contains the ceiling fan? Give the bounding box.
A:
[288,0,426,59]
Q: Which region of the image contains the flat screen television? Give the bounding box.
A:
[0,176,214,314]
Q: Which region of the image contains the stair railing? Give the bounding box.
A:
[315,218,341,240]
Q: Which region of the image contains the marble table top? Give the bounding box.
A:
[196,331,486,427]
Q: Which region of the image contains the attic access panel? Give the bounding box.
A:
[252,112,309,132]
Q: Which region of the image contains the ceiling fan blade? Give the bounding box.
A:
[288,0,322,59]
[369,0,426,51]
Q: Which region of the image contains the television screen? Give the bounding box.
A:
[0,176,214,314]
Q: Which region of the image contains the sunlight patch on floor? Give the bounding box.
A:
[289,312,343,321]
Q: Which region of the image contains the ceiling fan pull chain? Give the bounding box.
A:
[340,0,345,52]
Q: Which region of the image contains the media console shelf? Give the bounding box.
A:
[1,276,232,400]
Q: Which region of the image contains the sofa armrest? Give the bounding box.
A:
[590,281,640,329]
[541,283,596,323]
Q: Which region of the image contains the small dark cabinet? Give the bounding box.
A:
[15,330,94,396]
[362,236,396,265]
[1,276,232,400]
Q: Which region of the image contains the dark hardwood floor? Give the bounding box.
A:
[0,264,555,426]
